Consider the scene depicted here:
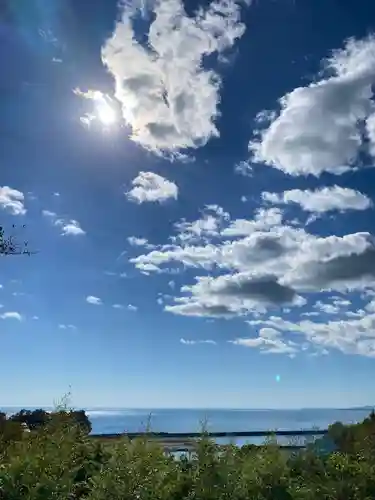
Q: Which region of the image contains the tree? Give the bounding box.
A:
[9,409,51,430]
[71,410,92,434]
[0,225,36,256]
[9,408,92,434]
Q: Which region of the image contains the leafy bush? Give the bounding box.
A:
[0,408,375,499]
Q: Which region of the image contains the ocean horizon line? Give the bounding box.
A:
[1,406,374,412]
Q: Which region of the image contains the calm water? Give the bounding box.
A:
[2,407,373,445]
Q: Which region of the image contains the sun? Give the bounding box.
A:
[74,88,118,128]
[96,101,117,125]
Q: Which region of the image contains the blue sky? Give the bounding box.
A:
[1,0,375,409]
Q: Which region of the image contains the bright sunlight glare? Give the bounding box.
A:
[74,88,118,128]
[96,102,117,125]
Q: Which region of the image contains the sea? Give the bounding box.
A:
[1,407,373,446]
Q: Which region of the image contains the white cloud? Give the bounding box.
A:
[112,304,124,309]
[55,219,85,236]
[133,222,375,295]
[101,0,249,155]
[230,328,297,356]
[247,310,375,358]
[127,304,138,311]
[173,205,229,243]
[283,233,375,292]
[127,172,178,203]
[366,112,375,156]
[180,338,217,345]
[32,316,39,320]
[86,296,102,306]
[127,236,150,247]
[365,299,375,312]
[58,324,76,330]
[221,208,283,236]
[263,186,372,214]
[313,301,340,315]
[250,36,375,176]
[0,187,26,215]
[234,160,253,177]
[1,311,22,321]
[46,212,85,236]
[345,309,366,318]
[332,297,351,308]
[139,263,164,274]
[311,296,352,316]
[130,220,306,275]
[129,201,375,357]
[301,311,320,317]
[42,210,57,218]
[165,272,306,318]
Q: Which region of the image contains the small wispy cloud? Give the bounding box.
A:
[180,338,217,345]
[58,324,77,330]
[43,210,85,236]
[55,219,85,236]
[112,304,124,309]
[127,236,154,249]
[0,186,26,215]
[104,271,117,277]
[1,311,23,321]
[230,330,298,357]
[127,304,138,312]
[234,160,253,177]
[42,210,57,218]
[86,296,102,306]
[127,236,149,246]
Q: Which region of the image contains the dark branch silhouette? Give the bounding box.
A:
[0,225,37,256]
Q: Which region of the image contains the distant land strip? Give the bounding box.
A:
[91,429,328,440]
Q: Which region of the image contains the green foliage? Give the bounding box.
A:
[0,409,375,499]
[9,408,91,434]
[9,409,51,430]
[327,410,375,456]
[0,417,24,450]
